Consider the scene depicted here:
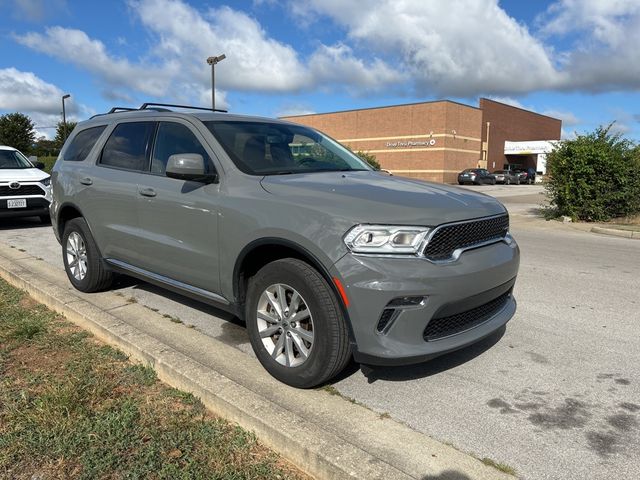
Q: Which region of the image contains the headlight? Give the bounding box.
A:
[344,225,431,254]
[41,177,51,186]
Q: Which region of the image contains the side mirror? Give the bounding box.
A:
[33,161,45,170]
[165,154,218,183]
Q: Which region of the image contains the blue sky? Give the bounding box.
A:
[1,0,639,140]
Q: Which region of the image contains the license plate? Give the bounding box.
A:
[7,199,27,208]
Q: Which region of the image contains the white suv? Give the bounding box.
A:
[0,146,52,222]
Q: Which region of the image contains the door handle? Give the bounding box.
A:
[80,177,93,186]
[138,187,157,198]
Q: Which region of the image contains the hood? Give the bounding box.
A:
[260,171,506,225]
[0,168,49,183]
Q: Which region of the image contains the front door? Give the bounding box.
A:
[134,120,221,294]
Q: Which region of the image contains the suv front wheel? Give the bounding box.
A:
[62,218,113,293]
[246,258,351,388]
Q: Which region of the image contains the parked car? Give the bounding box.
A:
[0,145,51,222]
[513,168,536,185]
[51,103,520,388]
[457,168,496,185]
[492,169,520,185]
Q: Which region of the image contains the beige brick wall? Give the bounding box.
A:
[281,101,482,183]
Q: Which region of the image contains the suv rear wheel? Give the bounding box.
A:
[246,258,351,388]
[62,218,113,292]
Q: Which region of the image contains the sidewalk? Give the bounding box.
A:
[0,241,514,480]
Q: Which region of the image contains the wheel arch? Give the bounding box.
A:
[233,238,355,343]
[56,202,85,237]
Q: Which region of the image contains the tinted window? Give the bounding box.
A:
[100,122,155,171]
[63,126,106,162]
[205,121,370,175]
[152,122,213,175]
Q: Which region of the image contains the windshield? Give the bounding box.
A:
[204,121,372,175]
[0,149,33,169]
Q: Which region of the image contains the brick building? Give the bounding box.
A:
[281,98,561,183]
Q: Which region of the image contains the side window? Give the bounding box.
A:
[151,122,213,175]
[100,122,155,171]
[63,126,106,162]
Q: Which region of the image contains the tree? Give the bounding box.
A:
[54,120,78,149]
[0,112,36,153]
[354,150,381,170]
[32,137,59,158]
[545,124,640,221]
[345,145,381,170]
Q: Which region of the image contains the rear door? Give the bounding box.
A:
[79,121,156,265]
[134,120,221,293]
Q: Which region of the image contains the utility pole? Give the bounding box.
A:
[206,54,226,110]
[62,94,71,142]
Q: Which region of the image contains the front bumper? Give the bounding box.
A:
[0,197,50,219]
[331,238,520,365]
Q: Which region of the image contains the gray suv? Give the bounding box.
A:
[51,104,520,388]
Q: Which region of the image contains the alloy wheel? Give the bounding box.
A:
[66,232,88,281]
[256,283,314,367]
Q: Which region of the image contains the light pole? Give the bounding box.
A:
[62,94,71,142]
[206,54,226,110]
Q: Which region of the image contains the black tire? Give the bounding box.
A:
[39,214,51,224]
[515,177,520,185]
[491,178,496,185]
[505,178,511,185]
[245,258,351,388]
[62,217,113,293]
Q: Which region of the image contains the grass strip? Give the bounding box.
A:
[0,278,309,480]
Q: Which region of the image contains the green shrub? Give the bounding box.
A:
[545,125,640,222]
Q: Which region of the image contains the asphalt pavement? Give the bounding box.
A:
[1,184,638,480]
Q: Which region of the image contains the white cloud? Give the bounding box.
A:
[537,0,640,92]
[0,67,89,139]
[542,109,580,126]
[15,26,174,96]
[10,0,66,22]
[484,96,526,109]
[14,0,400,105]
[0,67,66,114]
[293,0,560,97]
[275,103,316,117]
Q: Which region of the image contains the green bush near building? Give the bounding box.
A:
[545,125,640,222]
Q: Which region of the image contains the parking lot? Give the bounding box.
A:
[1,185,638,480]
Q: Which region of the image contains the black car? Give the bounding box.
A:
[457,168,496,185]
[513,167,536,185]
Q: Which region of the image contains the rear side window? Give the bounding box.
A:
[151,122,213,175]
[63,126,106,162]
[100,122,155,171]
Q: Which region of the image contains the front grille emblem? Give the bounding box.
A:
[9,182,20,190]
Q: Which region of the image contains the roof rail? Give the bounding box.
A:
[139,102,227,113]
[108,107,137,114]
[90,102,228,120]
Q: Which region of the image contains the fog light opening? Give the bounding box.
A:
[376,308,400,334]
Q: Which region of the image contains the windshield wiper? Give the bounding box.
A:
[262,170,297,176]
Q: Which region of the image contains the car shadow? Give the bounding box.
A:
[421,472,472,480]
[111,275,240,324]
[353,326,506,384]
[110,274,505,386]
[0,217,49,230]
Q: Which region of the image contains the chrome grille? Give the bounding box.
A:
[423,214,509,261]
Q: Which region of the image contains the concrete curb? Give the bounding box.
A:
[591,226,639,239]
[0,243,514,480]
